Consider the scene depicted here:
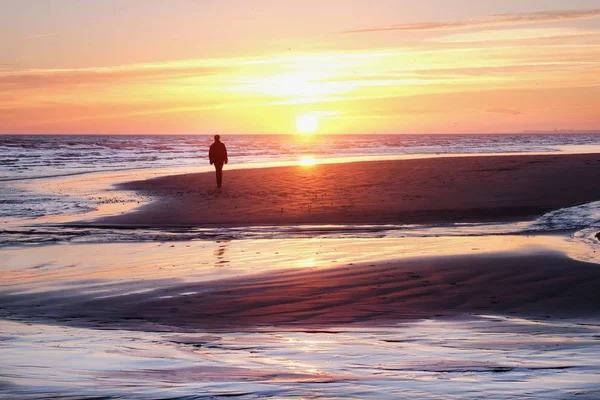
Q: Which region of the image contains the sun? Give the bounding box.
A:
[296,115,319,134]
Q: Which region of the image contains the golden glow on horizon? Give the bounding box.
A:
[1,4,599,135]
[296,115,319,134]
[3,45,599,135]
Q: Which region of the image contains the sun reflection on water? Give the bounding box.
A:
[300,259,317,267]
[299,156,317,167]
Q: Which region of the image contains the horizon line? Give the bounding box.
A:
[1,130,599,136]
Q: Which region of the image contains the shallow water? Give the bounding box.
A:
[3,133,600,182]
[1,231,600,398]
[2,316,600,399]
[1,234,599,295]
[2,139,600,398]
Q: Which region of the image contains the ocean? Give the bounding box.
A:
[2,134,600,399]
[3,133,600,182]
[1,133,600,245]
[2,133,600,218]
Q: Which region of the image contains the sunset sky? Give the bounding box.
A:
[1,0,599,134]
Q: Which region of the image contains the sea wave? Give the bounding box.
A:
[2,133,600,182]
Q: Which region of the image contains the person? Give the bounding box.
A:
[209,135,228,188]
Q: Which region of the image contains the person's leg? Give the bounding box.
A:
[215,162,223,187]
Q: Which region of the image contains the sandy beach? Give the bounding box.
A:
[4,249,599,331]
[3,153,600,398]
[4,0,600,395]
[96,153,600,227]
[5,153,600,331]
[3,234,600,398]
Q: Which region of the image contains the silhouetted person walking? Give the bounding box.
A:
[209,135,228,188]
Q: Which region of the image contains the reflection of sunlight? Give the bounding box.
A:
[299,156,317,167]
[280,359,321,373]
[281,337,329,354]
[299,258,317,267]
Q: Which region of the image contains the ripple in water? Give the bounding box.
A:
[1,201,599,249]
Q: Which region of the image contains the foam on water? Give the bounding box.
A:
[0,185,94,219]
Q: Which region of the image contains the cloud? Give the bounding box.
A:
[342,9,600,34]
[487,108,522,116]
[0,63,229,90]
[433,27,598,43]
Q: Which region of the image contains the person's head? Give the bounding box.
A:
[214,135,221,142]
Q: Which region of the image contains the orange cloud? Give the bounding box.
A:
[486,108,522,116]
[0,64,228,91]
[1,40,599,134]
[343,9,600,34]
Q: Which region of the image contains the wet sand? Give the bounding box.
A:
[12,153,598,330]
[130,252,600,330]
[2,243,600,331]
[94,153,600,227]
[3,154,600,398]
[2,228,600,398]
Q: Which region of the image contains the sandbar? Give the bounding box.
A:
[92,153,600,227]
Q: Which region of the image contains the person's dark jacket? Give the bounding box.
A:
[209,141,228,165]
